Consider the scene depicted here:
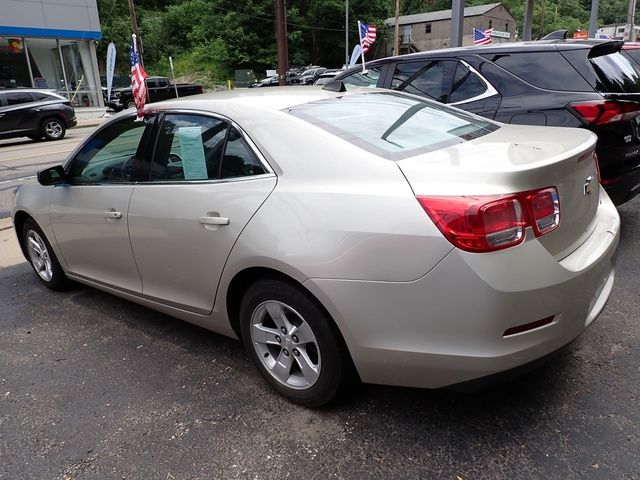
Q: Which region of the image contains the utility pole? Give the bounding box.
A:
[345,0,349,66]
[540,0,545,37]
[627,0,637,42]
[275,0,289,86]
[523,0,534,41]
[127,0,143,66]
[393,0,401,55]
[450,0,464,47]
[589,0,599,38]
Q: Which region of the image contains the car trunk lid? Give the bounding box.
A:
[397,124,600,259]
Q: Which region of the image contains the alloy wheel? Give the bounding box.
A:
[26,230,53,282]
[250,300,321,390]
[44,120,63,139]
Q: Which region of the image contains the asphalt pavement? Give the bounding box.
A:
[0,154,639,478]
[0,125,99,219]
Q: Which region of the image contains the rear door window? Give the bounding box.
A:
[449,62,489,103]
[485,51,593,92]
[391,60,456,102]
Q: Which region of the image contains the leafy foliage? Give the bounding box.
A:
[97,0,636,84]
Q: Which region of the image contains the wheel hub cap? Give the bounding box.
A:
[250,300,321,390]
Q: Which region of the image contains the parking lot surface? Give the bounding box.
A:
[0,165,639,478]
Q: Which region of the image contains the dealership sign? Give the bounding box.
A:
[106,42,116,102]
[490,30,511,39]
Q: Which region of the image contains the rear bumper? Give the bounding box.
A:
[602,165,640,205]
[303,189,620,389]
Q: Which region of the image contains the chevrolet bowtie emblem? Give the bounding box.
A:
[583,175,596,196]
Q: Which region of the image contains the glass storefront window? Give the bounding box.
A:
[0,36,102,108]
[60,39,100,107]
[25,38,67,93]
[0,37,31,88]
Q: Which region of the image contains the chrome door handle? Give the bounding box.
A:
[104,210,122,219]
[198,216,229,226]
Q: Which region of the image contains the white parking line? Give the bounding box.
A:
[0,175,35,186]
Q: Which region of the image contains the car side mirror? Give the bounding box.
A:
[37,165,66,186]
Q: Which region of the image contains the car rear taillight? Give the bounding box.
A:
[569,100,640,125]
[417,187,561,253]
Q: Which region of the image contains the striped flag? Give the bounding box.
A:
[473,27,493,46]
[130,35,148,120]
[359,22,377,53]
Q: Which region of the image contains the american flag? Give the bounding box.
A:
[130,36,148,120]
[359,22,377,53]
[473,27,493,46]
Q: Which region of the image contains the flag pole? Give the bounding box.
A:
[357,20,367,74]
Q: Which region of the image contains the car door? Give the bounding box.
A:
[127,112,277,314]
[49,114,155,292]
[0,91,34,136]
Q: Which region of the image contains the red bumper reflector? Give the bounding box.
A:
[503,316,554,337]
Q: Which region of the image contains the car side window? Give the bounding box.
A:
[149,114,265,181]
[220,127,266,178]
[449,62,489,103]
[391,60,456,103]
[67,116,151,184]
[4,92,33,105]
[341,66,382,88]
[157,78,169,88]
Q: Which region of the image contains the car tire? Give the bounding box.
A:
[22,219,71,291]
[41,118,66,141]
[239,278,354,407]
[124,100,136,109]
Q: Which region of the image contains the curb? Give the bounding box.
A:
[0,217,13,231]
[74,118,108,128]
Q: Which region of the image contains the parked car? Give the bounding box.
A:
[329,39,640,205]
[291,67,327,85]
[249,75,280,88]
[313,70,342,86]
[107,76,203,111]
[14,88,619,406]
[0,89,76,141]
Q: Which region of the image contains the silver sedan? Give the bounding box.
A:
[12,88,620,406]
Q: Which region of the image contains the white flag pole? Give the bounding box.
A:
[357,20,367,74]
[169,56,179,98]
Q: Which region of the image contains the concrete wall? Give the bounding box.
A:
[0,0,101,38]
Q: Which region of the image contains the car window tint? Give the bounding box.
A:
[287,92,498,160]
[150,114,228,181]
[220,127,265,178]
[68,116,150,184]
[4,92,33,105]
[391,60,456,102]
[590,52,640,93]
[341,66,381,88]
[449,62,489,103]
[31,92,50,101]
[486,51,592,92]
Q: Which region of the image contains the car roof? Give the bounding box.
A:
[0,88,60,94]
[365,39,622,65]
[148,86,341,113]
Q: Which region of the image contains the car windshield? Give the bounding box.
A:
[300,69,315,76]
[286,92,498,160]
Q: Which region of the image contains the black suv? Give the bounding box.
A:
[329,40,640,205]
[0,89,76,141]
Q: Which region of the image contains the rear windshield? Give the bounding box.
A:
[590,51,640,93]
[286,92,498,160]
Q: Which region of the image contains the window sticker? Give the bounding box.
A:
[178,126,208,180]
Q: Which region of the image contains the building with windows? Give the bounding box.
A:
[0,0,103,107]
[382,3,516,56]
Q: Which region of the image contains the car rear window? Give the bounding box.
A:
[484,51,593,92]
[286,92,498,160]
[589,51,640,93]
